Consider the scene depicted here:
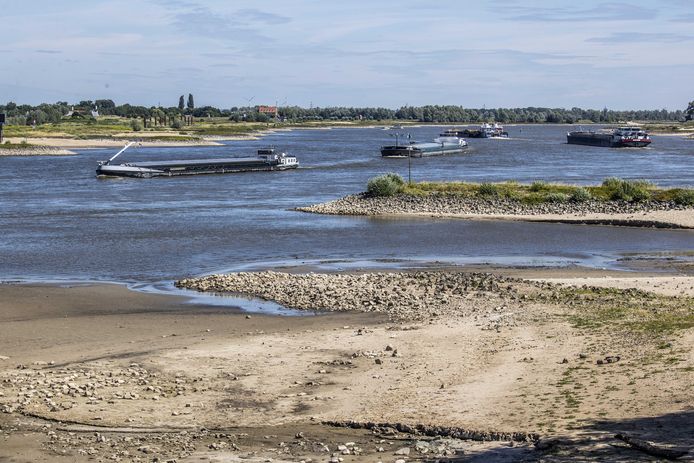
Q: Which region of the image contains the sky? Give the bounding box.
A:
[1,0,693,110]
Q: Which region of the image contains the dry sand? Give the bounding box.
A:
[399,209,694,229]
[1,267,693,462]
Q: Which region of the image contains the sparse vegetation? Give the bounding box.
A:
[673,189,694,206]
[545,192,569,203]
[529,180,549,192]
[392,178,693,205]
[477,183,500,197]
[130,119,144,132]
[540,286,694,336]
[570,187,592,203]
[601,178,653,202]
[0,140,34,149]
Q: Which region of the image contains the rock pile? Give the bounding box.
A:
[0,146,75,156]
[297,193,689,218]
[176,271,537,322]
[0,364,189,419]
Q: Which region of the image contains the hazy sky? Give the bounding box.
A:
[2,0,693,110]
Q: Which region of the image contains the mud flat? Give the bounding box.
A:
[298,194,694,229]
[1,268,693,462]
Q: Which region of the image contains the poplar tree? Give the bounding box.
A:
[178,95,184,111]
[187,93,194,110]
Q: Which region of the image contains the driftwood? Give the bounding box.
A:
[615,433,688,460]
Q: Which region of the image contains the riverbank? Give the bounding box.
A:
[0,144,76,156]
[299,191,694,229]
[3,135,224,150]
[1,266,692,462]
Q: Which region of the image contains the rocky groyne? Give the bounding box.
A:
[297,193,689,217]
[0,146,75,156]
[176,271,541,322]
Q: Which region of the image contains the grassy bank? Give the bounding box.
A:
[366,175,694,206]
[0,141,37,149]
[1,117,412,141]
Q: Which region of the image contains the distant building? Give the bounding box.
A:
[258,105,278,118]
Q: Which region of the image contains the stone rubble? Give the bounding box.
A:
[176,271,540,322]
[297,193,690,220]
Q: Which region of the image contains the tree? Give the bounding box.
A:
[686,100,694,121]
[178,95,185,111]
[187,93,194,110]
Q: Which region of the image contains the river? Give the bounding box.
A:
[1,124,692,283]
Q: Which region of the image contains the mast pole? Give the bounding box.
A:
[106,141,135,165]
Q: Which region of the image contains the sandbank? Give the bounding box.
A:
[1,266,692,462]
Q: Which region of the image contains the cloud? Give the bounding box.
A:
[235,8,290,25]
[587,32,694,43]
[670,13,694,22]
[35,49,62,54]
[502,2,656,22]
[154,2,289,43]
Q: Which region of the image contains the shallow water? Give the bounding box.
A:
[0,125,692,283]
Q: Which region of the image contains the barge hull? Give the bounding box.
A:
[97,163,297,178]
[567,135,651,148]
[381,147,466,158]
[567,134,613,147]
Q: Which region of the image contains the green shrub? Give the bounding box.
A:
[529,180,548,192]
[384,172,405,186]
[602,177,622,189]
[570,187,592,202]
[478,183,499,196]
[545,192,569,203]
[673,189,694,206]
[366,173,404,197]
[603,178,653,202]
[130,119,144,132]
[171,119,184,130]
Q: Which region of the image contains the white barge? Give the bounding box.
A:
[96,144,299,178]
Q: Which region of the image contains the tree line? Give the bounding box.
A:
[0,99,689,126]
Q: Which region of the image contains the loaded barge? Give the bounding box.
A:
[381,137,468,158]
[440,123,508,139]
[567,127,651,148]
[96,143,298,178]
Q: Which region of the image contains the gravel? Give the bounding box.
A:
[296,193,690,217]
[176,271,542,322]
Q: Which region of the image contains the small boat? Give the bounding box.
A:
[381,137,468,158]
[97,143,298,178]
[567,127,651,148]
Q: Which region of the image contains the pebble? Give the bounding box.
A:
[176,271,527,323]
[297,193,688,221]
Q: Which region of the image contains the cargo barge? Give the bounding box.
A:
[440,123,508,139]
[96,144,298,178]
[567,127,651,148]
[381,137,467,158]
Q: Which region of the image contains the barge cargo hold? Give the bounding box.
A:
[567,127,651,148]
[96,145,298,178]
[381,137,468,158]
